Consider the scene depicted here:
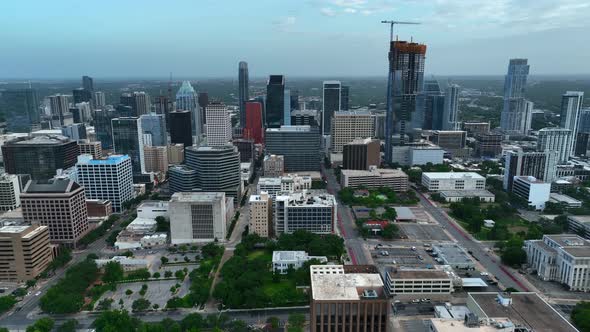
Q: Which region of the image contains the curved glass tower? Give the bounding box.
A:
[175,81,200,140]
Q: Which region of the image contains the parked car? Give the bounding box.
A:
[411,299,420,304]
[480,272,489,276]
[421,298,431,303]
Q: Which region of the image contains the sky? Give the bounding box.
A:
[1,0,589,78]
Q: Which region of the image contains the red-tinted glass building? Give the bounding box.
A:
[244,101,264,144]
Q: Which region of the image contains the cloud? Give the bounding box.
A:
[314,0,396,16]
[320,7,337,16]
[272,16,297,31]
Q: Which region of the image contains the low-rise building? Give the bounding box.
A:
[567,215,590,239]
[257,174,312,197]
[421,172,486,192]
[432,243,474,270]
[391,144,445,166]
[86,199,112,218]
[263,154,284,177]
[0,225,52,282]
[512,176,551,210]
[549,193,582,208]
[271,251,327,274]
[341,167,408,191]
[439,190,495,203]
[385,268,454,296]
[95,256,151,272]
[275,191,336,235]
[240,162,253,184]
[169,192,229,244]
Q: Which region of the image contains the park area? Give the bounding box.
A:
[338,187,419,208]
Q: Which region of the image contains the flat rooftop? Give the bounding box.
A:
[394,207,416,220]
[433,244,474,266]
[422,172,484,180]
[550,193,582,204]
[277,190,335,207]
[170,192,225,203]
[468,292,578,332]
[0,225,30,234]
[440,190,495,198]
[78,154,129,165]
[341,168,407,178]
[388,269,450,280]
[567,215,590,225]
[272,251,307,262]
[137,201,168,209]
[311,267,385,301]
[429,318,514,332]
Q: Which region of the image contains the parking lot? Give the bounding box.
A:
[398,224,450,242]
[371,245,437,267]
[96,279,190,311]
[398,319,429,332]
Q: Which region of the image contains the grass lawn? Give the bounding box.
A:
[262,280,294,297]
[247,250,271,261]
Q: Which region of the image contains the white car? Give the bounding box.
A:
[34,291,41,296]
[480,272,489,276]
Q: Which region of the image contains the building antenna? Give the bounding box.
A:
[381,20,421,42]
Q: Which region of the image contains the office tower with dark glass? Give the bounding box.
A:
[0,88,40,131]
[500,59,530,133]
[82,75,94,92]
[443,84,460,130]
[423,79,445,130]
[322,81,341,135]
[154,95,172,131]
[176,81,201,138]
[385,40,426,164]
[2,135,79,180]
[265,125,320,172]
[93,109,118,149]
[238,61,249,129]
[560,91,585,156]
[140,113,167,146]
[266,75,285,128]
[169,110,193,148]
[340,85,350,111]
[72,88,92,104]
[111,117,145,174]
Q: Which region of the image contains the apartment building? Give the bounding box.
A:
[249,193,272,237]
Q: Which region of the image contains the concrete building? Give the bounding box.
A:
[526,234,590,292]
[249,193,272,237]
[143,145,168,173]
[115,201,169,250]
[0,173,21,212]
[265,125,320,172]
[95,256,151,272]
[439,190,495,203]
[233,138,255,163]
[549,193,582,208]
[263,154,284,177]
[169,192,228,244]
[256,177,282,197]
[168,165,198,193]
[2,135,79,180]
[537,127,573,163]
[567,215,590,239]
[272,251,327,274]
[341,167,408,191]
[560,91,585,157]
[205,102,232,146]
[431,130,467,155]
[330,111,374,153]
[86,199,112,218]
[475,133,503,158]
[78,141,103,160]
[310,265,389,332]
[275,191,336,235]
[432,243,474,269]
[503,149,558,191]
[61,123,87,141]
[21,179,89,248]
[462,122,490,135]
[512,176,551,210]
[0,225,52,282]
[167,143,184,164]
[76,155,134,212]
[421,172,486,192]
[385,268,454,296]
[257,174,313,197]
[342,138,380,170]
[391,144,445,166]
[140,113,167,147]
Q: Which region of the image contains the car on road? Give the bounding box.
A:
[411,246,417,251]
[35,291,41,296]
[420,298,431,303]
[480,272,489,276]
[380,251,389,256]
[417,255,424,260]
[411,299,420,304]
[467,250,473,255]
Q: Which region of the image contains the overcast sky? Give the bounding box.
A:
[1,0,589,78]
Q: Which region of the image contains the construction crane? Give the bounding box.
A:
[381,20,421,42]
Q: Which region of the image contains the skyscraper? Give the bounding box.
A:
[140,113,167,146]
[443,84,460,130]
[82,75,94,92]
[423,79,445,130]
[205,102,232,146]
[537,128,572,163]
[265,126,320,171]
[93,91,106,109]
[500,59,530,133]
[340,86,350,111]
[266,75,285,128]
[93,109,118,149]
[169,110,193,148]
[111,117,145,174]
[154,95,172,131]
[322,81,341,135]
[176,81,201,138]
[238,61,249,129]
[244,101,264,144]
[72,88,92,104]
[560,91,585,156]
[133,92,151,116]
[49,94,70,126]
[385,40,427,164]
[330,111,374,153]
[503,149,558,191]
[0,88,40,131]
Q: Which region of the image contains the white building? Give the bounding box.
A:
[275,191,336,235]
[421,172,486,192]
[0,173,21,212]
[205,102,232,146]
[95,256,151,272]
[340,167,408,191]
[241,162,253,184]
[526,234,590,291]
[169,192,228,244]
[537,127,572,163]
[567,215,590,239]
[385,268,454,296]
[76,155,134,212]
[330,111,374,153]
[439,190,495,203]
[512,176,551,210]
[249,193,272,237]
[257,174,312,197]
[257,177,282,197]
[272,250,327,274]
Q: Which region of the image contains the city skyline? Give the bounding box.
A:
[1,1,589,78]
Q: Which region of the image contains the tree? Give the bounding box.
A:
[103,261,124,283]
[572,302,590,332]
[288,313,305,331]
[181,313,204,331]
[0,295,17,314]
[26,279,37,288]
[93,310,140,332]
[155,216,170,232]
[267,316,280,329]
[26,317,54,332]
[382,224,399,239]
[164,271,173,278]
[132,298,151,311]
[56,319,78,332]
[175,270,186,280]
[125,289,133,296]
[501,245,527,267]
[153,272,160,278]
[160,256,169,264]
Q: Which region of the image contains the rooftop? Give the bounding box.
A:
[388,268,450,280]
[169,192,225,203]
[514,176,545,184]
[0,225,30,234]
[440,190,495,198]
[433,243,474,266]
[266,125,312,132]
[550,193,582,204]
[394,207,416,220]
[341,168,408,178]
[311,265,385,301]
[276,190,335,207]
[7,135,72,145]
[422,172,484,180]
[77,154,130,165]
[468,292,578,332]
[23,178,81,194]
[429,318,514,332]
[272,251,307,262]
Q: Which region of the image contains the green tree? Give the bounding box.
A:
[572,302,590,332]
[288,313,305,331]
[93,310,140,332]
[501,244,527,267]
[382,224,399,239]
[0,295,17,314]
[267,316,280,329]
[26,317,54,332]
[132,298,151,311]
[155,216,170,232]
[125,289,133,296]
[96,298,114,311]
[181,313,204,331]
[56,319,78,332]
[103,261,124,283]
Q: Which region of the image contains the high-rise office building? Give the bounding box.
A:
[385,40,427,163]
[522,100,534,134]
[463,122,491,135]
[330,111,374,153]
[76,155,134,212]
[431,130,466,150]
[112,117,145,174]
[198,92,209,110]
[560,91,585,156]
[244,101,264,144]
[503,149,558,191]
[340,86,350,111]
[442,84,460,130]
[290,90,300,111]
[343,138,381,170]
[423,79,445,130]
[140,113,167,146]
[233,139,255,163]
[0,173,21,212]
[168,165,198,193]
[0,88,40,132]
[322,81,341,135]
[72,88,92,104]
[176,81,201,138]
[500,59,530,133]
[291,109,319,127]
[144,145,168,173]
[61,123,87,141]
[284,89,291,126]
[266,75,285,128]
[249,193,272,238]
[133,92,151,116]
[537,128,573,163]
[2,135,79,180]
[93,91,106,109]
[82,75,94,92]
[169,192,229,244]
[475,133,502,157]
[167,143,184,164]
[154,95,172,131]
[169,110,193,148]
[21,178,89,248]
[265,126,320,172]
[205,102,232,146]
[238,61,249,129]
[93,109,117,149]
[49,94,71,126]
[0,225,52,282]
